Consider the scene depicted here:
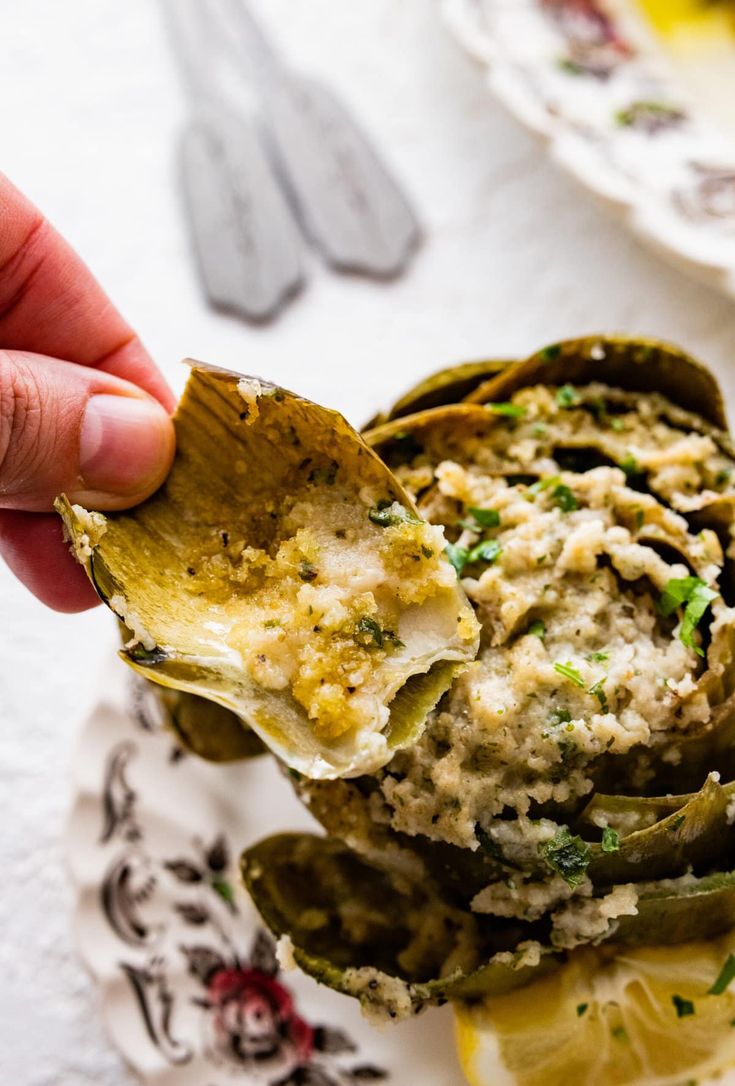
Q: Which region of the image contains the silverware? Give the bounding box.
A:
[164,0,304,322]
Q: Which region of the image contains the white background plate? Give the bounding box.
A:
[443,0,735,300]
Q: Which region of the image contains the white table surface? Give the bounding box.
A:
[2,1,735,1081]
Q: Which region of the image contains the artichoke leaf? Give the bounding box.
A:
[465,335,728,430]
[586,774,733,885]
[156,686,266,762]
[241,832,557,1020]
[57,363,479,779]
[614,870,735,946]
[364,358,516,428]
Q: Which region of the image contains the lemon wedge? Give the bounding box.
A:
[455,934,735,1086]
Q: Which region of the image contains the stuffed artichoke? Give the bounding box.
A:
[238,336,735,1026]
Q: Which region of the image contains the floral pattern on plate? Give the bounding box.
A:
[67,666,463,1085]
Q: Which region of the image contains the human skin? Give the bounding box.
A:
[0,173,176,612]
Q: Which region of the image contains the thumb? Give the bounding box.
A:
[0,350,175,512]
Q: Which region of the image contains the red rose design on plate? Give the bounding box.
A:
[208,966,314,1069]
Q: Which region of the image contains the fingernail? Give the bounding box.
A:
[79,394,174,496]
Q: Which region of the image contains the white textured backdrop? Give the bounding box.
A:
[1,1,735,1081]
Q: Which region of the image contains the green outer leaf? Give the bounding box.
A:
[155,686,266,762]
[240,832,559,1019]
[586,776,732,885]
[464,334,729,430]
[363,358,516,427]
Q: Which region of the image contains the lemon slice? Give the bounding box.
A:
[455,935,735,1086]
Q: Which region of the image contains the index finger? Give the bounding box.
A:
[0,172,175,410]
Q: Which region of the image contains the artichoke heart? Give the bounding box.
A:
[57,363,479,778]
[241,336,735,1020]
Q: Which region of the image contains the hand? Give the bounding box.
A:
[0,174,176,612]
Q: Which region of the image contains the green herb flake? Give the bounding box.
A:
[263,619,281,629]
[657,576,719,657]
[539,826,591,888]
[211,878,235,907]
[527,475,560,499]
[541,343,561,360]
[610,417,625,433]
[672,994,695,1018]
[552,484,578,512]
[589,678,609,713]
[670,814,686,832]
[585,651,609,663]
[611,1026,628,1041]
[356,615,384,647]
[528,620,546,640]
[356,616,403,650]
[467,507,501,528]
[716,468,732,488]
[620,453,640,477]
[549,708,572,727]
[554,661,585,688]
[446,543,469,577]
[634,508,644,530]
[368,502,422,528]
[486,402,527,419]
[421,544,434,559]
[556,384,580,408]
[576,1003,589,1017]
[709,954,735,996]
[298,560,318,582]
[601,826,620,853]
[467,539,503,566]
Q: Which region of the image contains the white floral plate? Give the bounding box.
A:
[442,0,735,299]
[67,665,465,1085]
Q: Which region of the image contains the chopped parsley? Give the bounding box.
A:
[620,453,640,477]
[586,651,609,662]
[556,384,580,408]
[549,708,573,726]
[467,539,503,566]
[444,539,502,576]
[527,475,560,498]
[445,543,469,576]
[356,615,404,650]
[486,402,527,418]
[462,507,501,530]
[601,826,620,853]
[672,994,695,1018]
[541,343,561,360]
[528,619,546,639]
[263,619,281,629]
[368,502,422,527]
[670,814,686,832]
[657,576,719,657]
[540,826,591,888]
[576,1003,589,1017]
[298,559,318,582]
[709,954,735,995]
[589,678,609,712]
[554,661,585,688]
[552,484,578,512]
